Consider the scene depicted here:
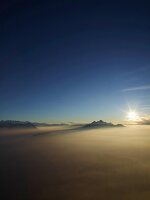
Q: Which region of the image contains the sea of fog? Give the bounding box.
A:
[0,125,150,200]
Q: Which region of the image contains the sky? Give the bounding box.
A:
[0,0,150,123]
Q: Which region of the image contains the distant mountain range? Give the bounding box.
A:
[0,120,36,129]
[0,120,124,129]
[0,120,68,129]
[83,120,124,128]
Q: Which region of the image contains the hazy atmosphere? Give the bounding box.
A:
[1,0,150,199]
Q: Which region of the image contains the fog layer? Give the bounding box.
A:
[1,126,150,200]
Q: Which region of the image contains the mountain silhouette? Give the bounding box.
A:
[83,120,124,128]
[0,120,36,129]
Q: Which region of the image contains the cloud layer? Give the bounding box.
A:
[138,117,150,125]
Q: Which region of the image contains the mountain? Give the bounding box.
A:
[83,120,124,128]
[0,120,36,129]
[0,120,124,129]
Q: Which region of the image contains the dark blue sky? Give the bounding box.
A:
[0,0,150,122]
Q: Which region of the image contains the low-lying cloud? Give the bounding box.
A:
[138,117,150,125]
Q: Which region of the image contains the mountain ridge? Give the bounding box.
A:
[83,120,124,128]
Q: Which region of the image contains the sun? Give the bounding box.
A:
[126,110,140,121]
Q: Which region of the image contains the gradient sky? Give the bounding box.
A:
[0,0,150,123]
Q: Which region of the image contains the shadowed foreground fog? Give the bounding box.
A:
[1,126,150,200]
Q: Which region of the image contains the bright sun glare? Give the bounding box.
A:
[127,110,140,121]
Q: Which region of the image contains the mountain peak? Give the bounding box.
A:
[84,120,124,129]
